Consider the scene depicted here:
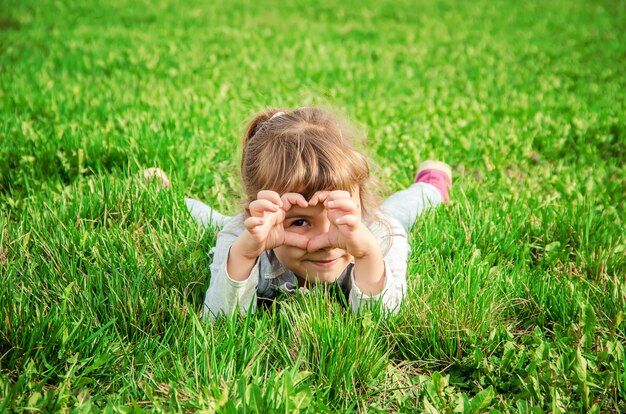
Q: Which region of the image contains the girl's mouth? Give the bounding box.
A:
[307,258,339,268]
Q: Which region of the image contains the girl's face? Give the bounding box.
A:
[273,189,361,286]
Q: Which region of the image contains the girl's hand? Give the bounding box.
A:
[308,190,385,295]
[307,190,373,257]
[143,168,170,190]
[242,191,310,258]
[228,191,309,281]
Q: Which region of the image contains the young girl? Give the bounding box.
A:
[167,107,451,321]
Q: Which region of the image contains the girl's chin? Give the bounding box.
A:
[301,270,343,285]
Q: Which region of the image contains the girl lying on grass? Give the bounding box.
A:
[147,107,451,322]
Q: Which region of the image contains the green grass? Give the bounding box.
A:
[1,0,625,411]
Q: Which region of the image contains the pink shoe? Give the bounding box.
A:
[415,160,452,202]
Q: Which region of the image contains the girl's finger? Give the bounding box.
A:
[335,214,360,228]
[257,190,283,207]
[281,193,308,210]
[308,190,331,206]
[327,190,351,201]
[306,234,332,253]
[325,197,358,213]
[248,199,280,216]
[243,216,264,230]
[283,232,309,250]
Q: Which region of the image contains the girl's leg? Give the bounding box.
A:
[380,161,451,232]
[185,198,231,228]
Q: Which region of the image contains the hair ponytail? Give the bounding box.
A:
[241,108,286,170]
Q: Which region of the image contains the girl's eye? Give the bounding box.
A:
[291,219,308,227]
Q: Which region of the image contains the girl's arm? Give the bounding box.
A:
[204,215,260,322]
[227,231,268,281]
[348,216,408,312]
[350,231,386,295]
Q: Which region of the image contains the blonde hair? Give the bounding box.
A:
[240,107,378,218]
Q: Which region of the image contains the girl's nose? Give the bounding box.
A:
[307,218,332,250]
[312,217,331,236]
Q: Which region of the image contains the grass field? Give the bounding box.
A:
[1,0,625,411]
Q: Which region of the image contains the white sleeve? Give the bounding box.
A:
[349,216,408,313]
[202,215,259,322]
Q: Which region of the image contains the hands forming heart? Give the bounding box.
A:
[242,189,368,258]
[229,188,384,293]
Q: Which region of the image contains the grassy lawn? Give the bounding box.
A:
[1,0,625,411]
